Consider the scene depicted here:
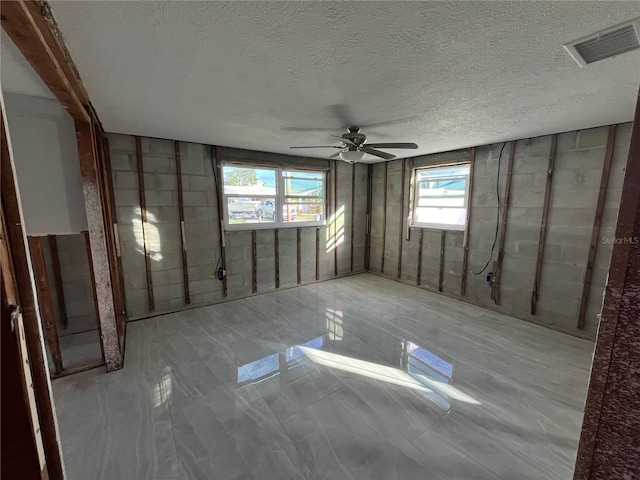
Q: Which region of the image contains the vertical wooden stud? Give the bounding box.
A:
[135,136,154,311]
[82,230,105,362]
[297,227,302,284]
[398,159,406,279]
[439,230,446,292]
[334,162,338,276]
[364,164,373,270]
[275,229,280,289]
[315,228,320,281]
[350,162,356,273]
[214,147,228,297]
[531,134,558,315]
[27,236,63,375]
[47,235,67,330]
[252,230,257,293]
[381,162,388,274]
[461,147,476,296]
[174,141,190,304]
[417,228,424,286]
[492,141,516,305]
[577,125,617,329]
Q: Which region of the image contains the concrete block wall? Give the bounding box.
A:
[40,233,98,335]
[109,135,368,320]
[369,123,631,339]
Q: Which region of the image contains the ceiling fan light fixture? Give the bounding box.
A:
[339,150,367,162]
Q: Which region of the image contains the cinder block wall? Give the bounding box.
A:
[108,134,369,319]
[369,123,631,339]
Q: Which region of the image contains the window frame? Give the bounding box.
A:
[222,163,327,231]
[411,162,471,231]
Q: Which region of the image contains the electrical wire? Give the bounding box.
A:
[471,142,506,276]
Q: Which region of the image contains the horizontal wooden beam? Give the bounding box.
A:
[1,1,90,122]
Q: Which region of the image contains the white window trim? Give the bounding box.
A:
[411,162,471,231]
[222,163,327,231]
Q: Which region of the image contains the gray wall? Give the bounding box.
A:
[369,124,631,339]
[3,92,87,235]
[108,134,369,319]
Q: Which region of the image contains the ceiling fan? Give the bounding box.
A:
[289,126,418,162]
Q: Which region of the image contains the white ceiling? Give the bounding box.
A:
[42,1,640,162]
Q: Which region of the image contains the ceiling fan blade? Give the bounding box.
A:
[365,142,418,149]
[361,115,423,130]
[362,148,396,160]
[328,151,343,159]
[331,135,356,146]
[289,146,343,149]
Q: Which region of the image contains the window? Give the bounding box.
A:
[412,164,470,230]
[222,164,326,229]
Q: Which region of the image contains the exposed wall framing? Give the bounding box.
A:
[417,228,424,286]
[174,141,190,305]
[531,134,558,315]
[350,163,356,272]
[397,159,406,279]
[439,230,446,292]
[82,230,105,362]
[275,229,280,288]
[577,125,617,329]
[47,235,68,330]
[380,162,388,273]
[252,230,258,293]
[491,141,516,304]
[460,147,476,296]
[134,136,154,312]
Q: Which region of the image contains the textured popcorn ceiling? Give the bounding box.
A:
[46,1,640,162]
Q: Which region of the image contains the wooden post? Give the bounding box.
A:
[461,147,476,296]
[364,164,373,270]
[76,121,122,371]
[439,230,446,292]
[275,229,280,288]
[350,162,356,273]
[398,159,406,279]
[297,228,302,284]
[134,136,154,312]
[102,137,127,325]
[27,236,63,375]
[47,235,68,330]
[174,141,190,304]
[577,125,617,329]
[406,158,414,241]
[417,228,424,286]
[214,147,228,297]
[381,162,388,274]
[491,141,516,305]
[252,230,257,293]
[315,228,320,281]
[82,231,105,362]
[334,162,338,276]
[531,134,558,315]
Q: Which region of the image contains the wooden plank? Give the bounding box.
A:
[275,229,280,288]
[101,137,127,325]
[491,141,516,305]
[334,162,338,276]
[297,228,302,284]
[214,147,228,297]
[315,228,320,281]
[350,162,356,273]
[82,231,105,363]
[531,134,558,315]
[135,136,155,311]
[461,147,476,296]
[406,158,414,241]
[398,159,406,279]
[417,228,424,286]
[381,162,388,274]
[0,1,90,122]
[47,235,68,330]
[76,121,121,371]
[174,141,190,305]
[439,230,446,292]
[252,230,257,293]
[364,164,373,270]
[27,236,63,375]
[2,100,65,480]
[577,125,617,329]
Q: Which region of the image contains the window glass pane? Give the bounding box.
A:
[414,207,466,228]
[227,197,277,225]
[416,165,469,181]
[223,166,277,193]
[283,171,324,181]
[284,178,323,197]
[283,204,324,223]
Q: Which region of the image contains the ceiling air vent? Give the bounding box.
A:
[564,18,640,67]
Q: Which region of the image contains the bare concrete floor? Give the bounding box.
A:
[52,273,594,480]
